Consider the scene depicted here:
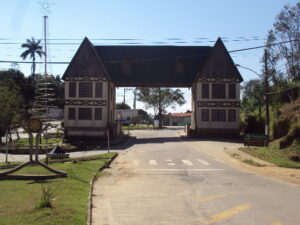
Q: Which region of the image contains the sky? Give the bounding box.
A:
[0,0,298,114]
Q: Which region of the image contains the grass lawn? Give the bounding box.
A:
[0,152,116,225]
[13,137,61,146]
[239,141,300,169]
[0,161,21,167]
[122,124,154,130]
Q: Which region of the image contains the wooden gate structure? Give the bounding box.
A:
[62,37,243,139]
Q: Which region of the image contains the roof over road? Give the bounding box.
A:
[63,37,243,86]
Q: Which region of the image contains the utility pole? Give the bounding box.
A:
[133,88,137,109]
[264,49,270,138]
[123,88,133,104]
[43,15,48,75]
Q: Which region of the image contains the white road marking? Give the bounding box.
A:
[165,159,173,162]
[137,168,225,171]
[149,160,157,166]
[182,159,193,166]
[168,163,176,166]
[197,159,210,165]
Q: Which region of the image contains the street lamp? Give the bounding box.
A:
[235,64,270,137]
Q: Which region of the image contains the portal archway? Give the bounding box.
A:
[62,37,243,139]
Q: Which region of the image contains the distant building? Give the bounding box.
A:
[116,109,139,124]
[163,113,192,126]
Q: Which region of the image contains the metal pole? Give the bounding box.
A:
[43,15,49,164]
[133,88,137,109]
[264,49,270,137]
[5,129,8,163]
[43,15,47,75]
[35,134,40,161]
[123,88,126,104]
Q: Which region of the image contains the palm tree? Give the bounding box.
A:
[20,37,45,75]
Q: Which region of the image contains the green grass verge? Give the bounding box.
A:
[0,161,21,167]
[13,137,61,146]
[0,152,116,225]
[239,144,300,169]
[122,124,154,130]
[242,159,266,167]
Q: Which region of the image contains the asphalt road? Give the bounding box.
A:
[92,127,300,225]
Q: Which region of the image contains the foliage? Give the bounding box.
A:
[138,109,150,121]
[0,69,34,114]
[265,2,300,83]
[35,183,61,209]
[116,102,131,109]
[32,74,64,109]
[20,37,45,75]
[13,137,60,146]
[0,85,24,130]
[239,145,300,169]
[242,2,300,139]
[241,79,265,120]
[136,87,186,127]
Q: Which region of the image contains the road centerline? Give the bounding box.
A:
[207,204,252,224]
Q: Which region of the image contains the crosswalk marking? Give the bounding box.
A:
[133,158,214,167]
[182,159,193,166]
[197,159,210,166]
[149,160,157,166]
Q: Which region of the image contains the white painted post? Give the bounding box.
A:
[107,128,110,153]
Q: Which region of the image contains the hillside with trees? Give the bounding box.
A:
[241,2,300,162]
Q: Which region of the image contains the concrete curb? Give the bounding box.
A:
[86,152,118,225]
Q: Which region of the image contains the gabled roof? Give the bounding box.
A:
[194,37,243,82]
[94,45,211,87]
[63,37,243,85]
[62,37,110,80]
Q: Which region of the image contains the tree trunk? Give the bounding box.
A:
[16,128,20,140]
[32,55,36,75]
[8,129,12,142]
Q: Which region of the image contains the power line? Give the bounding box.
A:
[229,39,299,53]
[0,60,69,64]
[1,38,299,65]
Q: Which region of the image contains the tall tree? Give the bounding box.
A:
[265,2,300,82]
[241,79,265,120]
[0,85,24,138]
[0,69,35,110]
[136,87,186,128]
[20,37,45,75]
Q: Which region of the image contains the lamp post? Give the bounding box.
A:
[235,63,270,137]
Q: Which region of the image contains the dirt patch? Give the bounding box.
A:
[186,140,300,188]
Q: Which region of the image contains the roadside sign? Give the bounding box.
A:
[27,118,43,133]
[244,133,268,146]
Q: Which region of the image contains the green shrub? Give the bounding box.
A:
[35,183,61,209]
